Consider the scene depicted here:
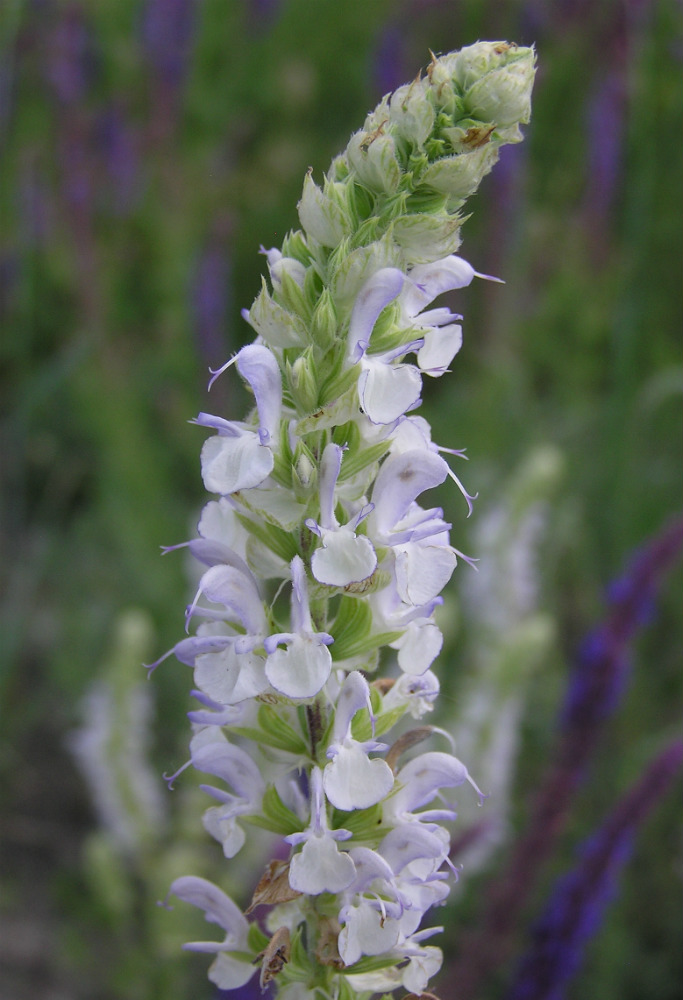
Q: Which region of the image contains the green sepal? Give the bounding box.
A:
[310,288,337,350]
[317,351,360,409]
[331,803,383,841]
[287,349,320,414]
[236,514,299,564]
[329,596,401,660]
[231,705,309,757]
[341,953,401,975]
[374,704,410,737]
[295,382,360,435]
[259,704,309,754]
[281,229,313,266]
[278,266,312,322]
[350,706,372,742]
[247,923,269,953]
[244,784,302,836]
[337,438,390,483]
[285,927,313,982]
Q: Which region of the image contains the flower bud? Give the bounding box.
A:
[392,212,463,264]
[310,288,338,349]
[450,40,514,91]
[297,171,349,247]
[389,78,435,147]
[292,442,318,499]
[347,129,401,194]
[287,350,319,413]
[245,278,308,348]
[421,145,499,200]
[330,233,399,307]
[463,46,536,127]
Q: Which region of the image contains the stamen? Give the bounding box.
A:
[207,353,238,391]
[446,465,478,517]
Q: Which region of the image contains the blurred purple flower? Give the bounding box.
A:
[19,163,54,248]
[373,23,408,96]
[45,2,96,106]
[192,227,232,374]
[561,517,683,739]
[449,517,683,1000]
[246,0,284,32]
[505,739,683,1000]
[141,0,197,94]
[583,72,626,234]
[96,104,141,216]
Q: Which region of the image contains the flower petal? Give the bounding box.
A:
[311,528,377,587]
[265,635,332,699]
[370,449,450,536]
[236,344,282,445]
[401,254,476,315]
[170,876,248,941]
[197,564,265,634]
[323,743,394,811]
[194,646,269,705]
[289,835,356,895]
[191,740,265,802]
[394,542,457,606]
[392,619,443,676]
[201,431,274,494]
[359,357,422,425]
[348,267,404,360]
[416,323,462,374]
[208,951,257,991]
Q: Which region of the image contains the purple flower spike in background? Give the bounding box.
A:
[561,516,683,741]
[505,739,683,1000]
[450,517,683,1000]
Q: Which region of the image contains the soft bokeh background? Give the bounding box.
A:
[1,1,681,998]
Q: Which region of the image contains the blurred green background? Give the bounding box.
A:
[1,1,681,998]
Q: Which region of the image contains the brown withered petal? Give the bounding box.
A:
[371,677,396,695]
[258,927,291,989]
[315,915,344,969]
[246,859,302,914]
[385,726,434,773]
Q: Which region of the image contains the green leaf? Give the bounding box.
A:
[245,785,302,836]
[331,803,383,841]
[329,597,402,660]
[247,923,269,953]
[258,704,310,754]
[342,953,400,975]
[237,514,299,563]
[374,704,409,737]
[337,439,390,481]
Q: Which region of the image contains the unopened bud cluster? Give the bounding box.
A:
[156,42,535,999]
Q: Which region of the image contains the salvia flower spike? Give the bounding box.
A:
[159,41,536,998]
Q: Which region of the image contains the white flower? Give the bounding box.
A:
[323,671,394,811]
[286,767,356,895]
[198,344,282,495]
[345,254,488,424]
[306,443,377,587]
[337,847,402,965]
[263,556,334,699]
[384,750,483,829]
[169,876,256,990]
[190,730,265,858]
